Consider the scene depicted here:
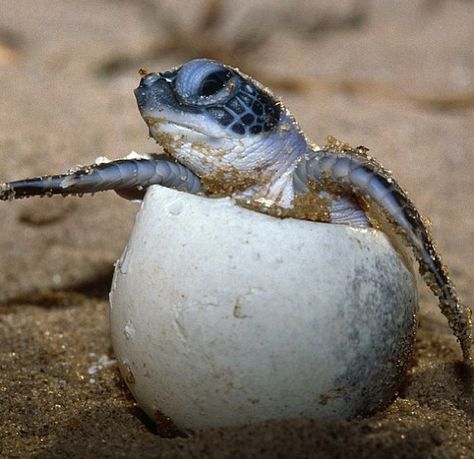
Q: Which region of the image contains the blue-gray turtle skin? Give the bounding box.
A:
[1,58,472,361]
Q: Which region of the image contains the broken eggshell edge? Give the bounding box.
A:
[109,185,418,432]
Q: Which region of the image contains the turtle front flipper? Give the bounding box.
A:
[1,158,202,201]
[295,144,473,362]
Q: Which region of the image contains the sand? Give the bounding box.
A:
[1,0,473,457]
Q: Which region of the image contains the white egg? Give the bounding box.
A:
[110,185,418,432]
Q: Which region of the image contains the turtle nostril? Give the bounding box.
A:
[141,72,160,87]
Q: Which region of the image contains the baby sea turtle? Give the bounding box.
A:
[1,58,472,362]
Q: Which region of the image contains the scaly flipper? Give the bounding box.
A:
[295,143,473,362]
[0,158,202,201]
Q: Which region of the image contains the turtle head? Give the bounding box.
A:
[134,59,307,191]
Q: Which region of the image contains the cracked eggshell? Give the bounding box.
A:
[110,185,418,432]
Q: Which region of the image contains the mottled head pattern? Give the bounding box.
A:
[135,59,281,137]
[134,59,308,195]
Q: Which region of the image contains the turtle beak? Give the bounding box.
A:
[134,73,176,116]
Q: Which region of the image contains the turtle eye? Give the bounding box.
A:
[174,59,238,105]
[199,70,232,97]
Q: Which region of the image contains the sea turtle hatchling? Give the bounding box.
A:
[1,58,472,363]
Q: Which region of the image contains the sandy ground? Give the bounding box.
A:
[0,0,473,457]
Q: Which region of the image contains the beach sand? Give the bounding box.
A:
[1,1,473,457]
